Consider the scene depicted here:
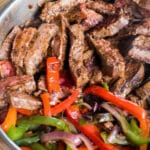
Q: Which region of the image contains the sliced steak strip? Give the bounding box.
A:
[0,26,21,60]
[0,60,15,78]
[80,4,103,31]
[128,35,150,64]
[135,18,150,36]
[11,27,37,74]
[83,49,102,84]
[0,75,36,109]
[51,15,68,69]
[65,3,103,30]
[8,91,41,110]
[86,0,116,14]
[69,24,89,87]
[136,81,150,102]
[112,59,144,98]
[89,36,125,79]
[24,23,59,75]
[89,13,129,39]
[40,0,87,23]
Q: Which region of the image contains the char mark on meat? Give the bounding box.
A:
[0,26,21,60]
[136,81,150,106]
[51,15,68,69]
[11,27,37,75]
[66,3,103,31]
[128,35,150,64]
[69,24,89,88]
[0,75,36,109]
[40,0,87,23]
[0,60,15,78]
[8,91,41,110]
[88,36,125,79]
[86,0,116,14]
[24,23,59,75]
[89,13,129,39]
[111,59,144,98]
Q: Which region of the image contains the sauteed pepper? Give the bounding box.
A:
[7,115,69,141]
[65,104,119,150]
[84,85,149,150]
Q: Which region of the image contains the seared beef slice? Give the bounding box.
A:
[128,35,150,64]
[69,24,89,87]
[51,16,67,69]
[24,23,58,75]
[89,37,125,79]
[40,0,87,23]
[0,26,21,60]
[11,27,37,74]
[136,81,150,101]
[112,59,144,98]
[0,75,36,108]
[8,91,41,110]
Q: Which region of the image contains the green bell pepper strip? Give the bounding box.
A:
[30,143,46,150]
[101,103,150,146]
[15,135,40,146]
[130,119,142,135]
[7,115,69,141]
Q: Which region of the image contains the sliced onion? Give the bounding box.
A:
[101,103,126,132]
[41,131,81,146]
[78,134,94,150]
[65,140,78,150]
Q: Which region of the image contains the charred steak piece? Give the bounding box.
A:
[69,24,89,88]
[51,15,68,69]
[112,59,144,98]
[80,4,103,31]
[8,91,41,110]
[65,3,103,31]
[40,0,87,23]
[136,81,150,103]
[128,35,150,64]
[89,13,129,39]
[24,23,59,75]
[0,26,21,60]
[89,36,125,79]
[86,0,116,14]
[0,75,36,109]
[0,60,15,78]
[11,27,37,75]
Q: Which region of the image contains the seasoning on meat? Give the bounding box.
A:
[0,26,21,60]
[11,27,37,75]
[112,59,144,98]
[8,91,41,110]
[128,35,150,64]
[90,13,129,39]
[89,36,125,79]
[0,75,36,109]
[0,60,15,78]
[51,15,68,69]
[40,0,87,23]
[24,23,59,75]
[86,0,116,14]
[69,24,89,87]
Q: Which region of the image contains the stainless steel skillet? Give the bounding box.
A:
[0,0,149,150]
[0,0,46,149]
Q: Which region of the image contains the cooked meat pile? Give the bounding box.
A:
[0,0,150,111]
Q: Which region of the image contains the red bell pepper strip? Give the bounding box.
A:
[21,146,32,150]
[50,90,79,116]
[1,106,17,132]
[66,105,118,150]
[84,85,149,150]
[46,57,60,93]
[17,108,34,116]
[40,93,51,116]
